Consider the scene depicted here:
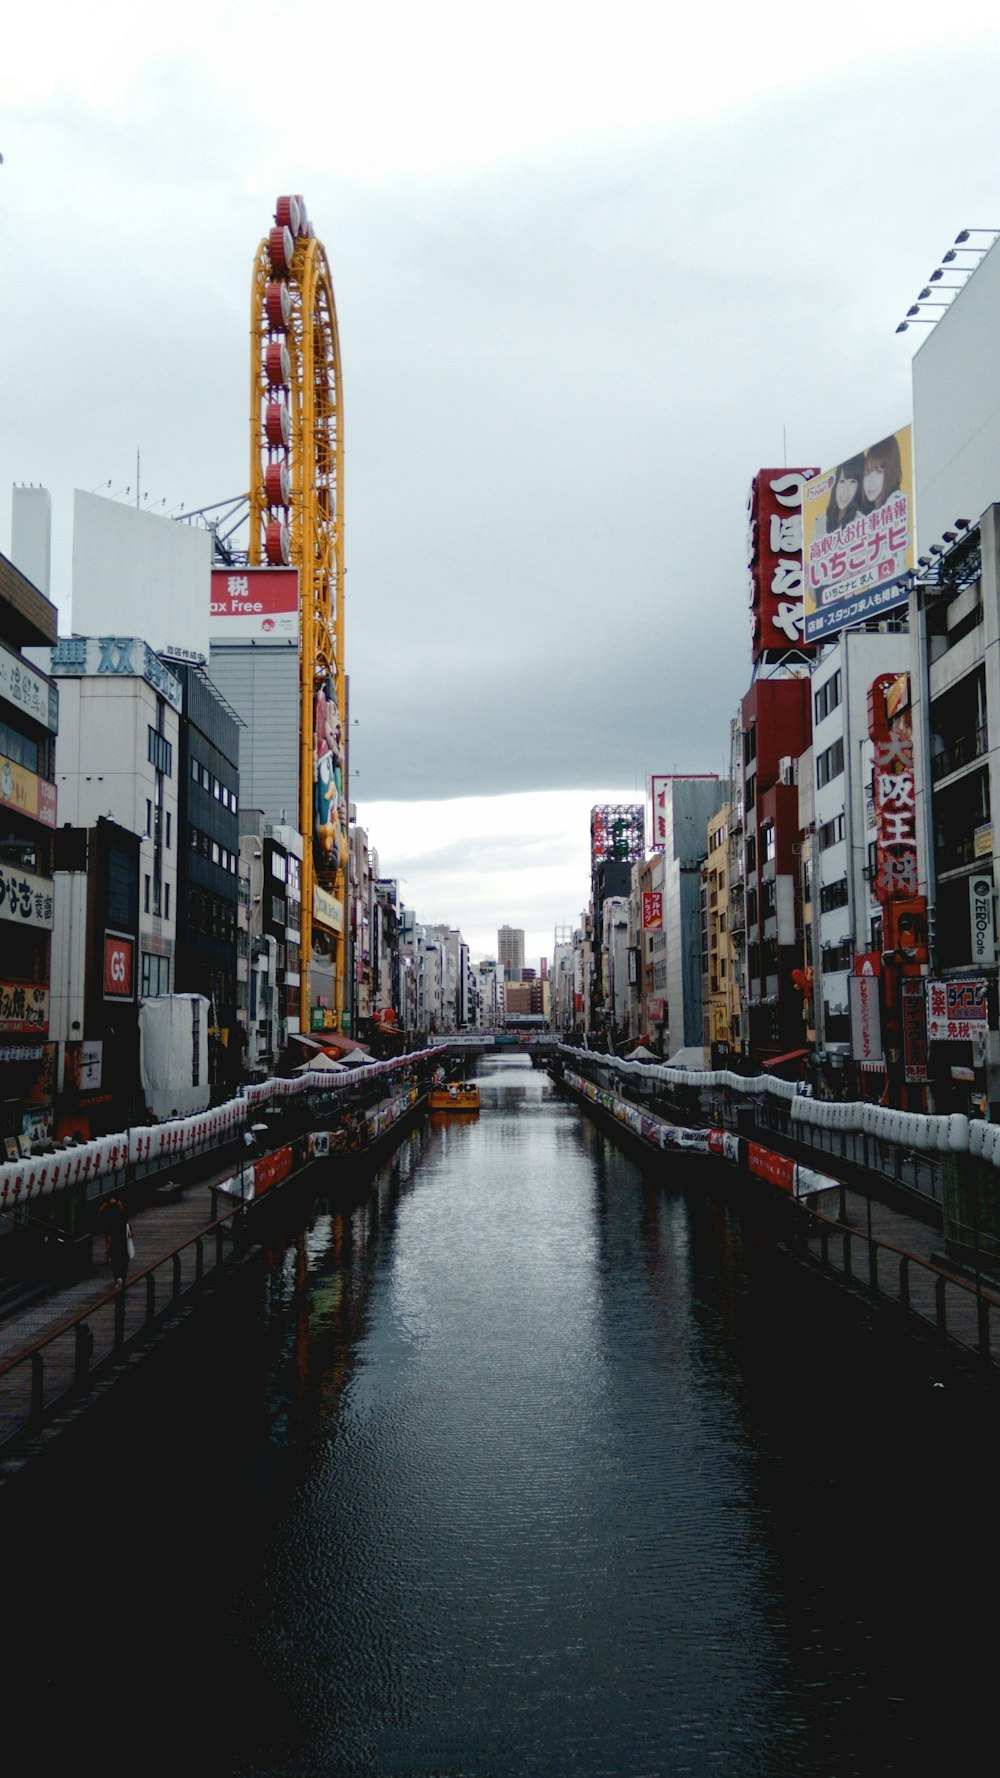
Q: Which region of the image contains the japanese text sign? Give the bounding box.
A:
[926,978,988,1042]
[746,467,819,662]
[802,425,913,642]
[210,568,299,638]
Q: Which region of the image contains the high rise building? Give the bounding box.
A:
[498,925,524,980]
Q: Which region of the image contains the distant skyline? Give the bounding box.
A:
[5,7,1000,950]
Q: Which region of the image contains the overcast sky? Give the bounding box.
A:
[5,4,1000,964]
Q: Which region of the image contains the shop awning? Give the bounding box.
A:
[763,1048,810,1070]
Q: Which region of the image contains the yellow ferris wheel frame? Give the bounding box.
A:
[249,214,346,1033]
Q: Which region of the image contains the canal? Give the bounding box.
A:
[9,1053,1000,1775]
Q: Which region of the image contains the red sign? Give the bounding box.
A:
[873,715,918,901]
[746,467,819,661]
[251,1144,293,1198]
[209,567,299,638]
[901,978,929,1083]
[103,934,134,998]
[747,1142,796,1193]
[0,980,48,1034]
[642,891,663,930]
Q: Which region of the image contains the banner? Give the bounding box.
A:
[802,425,913,641]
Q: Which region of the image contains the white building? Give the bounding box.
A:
[38,636,181,1000]
[811,630,908,1062]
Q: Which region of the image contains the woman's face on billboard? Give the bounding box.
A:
[835,468,858,512]
[864,460,886,506]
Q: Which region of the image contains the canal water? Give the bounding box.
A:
[10,1054,1000,1776]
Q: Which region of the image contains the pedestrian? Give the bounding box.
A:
[99,1194,133,1291]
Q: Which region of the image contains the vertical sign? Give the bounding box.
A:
[850,974,882,1062]
[969,875,996,966]
[901,978,929,1084]
[746,467,819,662]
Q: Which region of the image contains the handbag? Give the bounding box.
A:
[126,1224,135,1260]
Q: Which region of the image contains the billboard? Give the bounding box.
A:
[209,567,299,639]
[746,467,819,661]
[802,425,914,642]
[590,805,644,869]
[926,978,988,1042]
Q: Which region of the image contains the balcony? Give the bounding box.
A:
[931,721,988,782]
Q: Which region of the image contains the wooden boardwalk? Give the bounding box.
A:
[0,1167,256,1480]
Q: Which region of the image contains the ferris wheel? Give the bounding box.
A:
[249,194,346,1034]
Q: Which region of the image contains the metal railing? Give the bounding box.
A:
[0,1201,248,1462]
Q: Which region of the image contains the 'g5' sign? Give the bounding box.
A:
[103,933,134,999]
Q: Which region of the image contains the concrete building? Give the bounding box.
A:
[702,800,740,1061]
[0,550,59,1148]
[741,678,811,1066]
[498,925,524,981]
[169,660,242,1090]
[651,777,723,1056]
[810,631,908,1076]
[39,636,182,1005]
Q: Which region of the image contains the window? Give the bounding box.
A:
[164,883,171,920]
[145,799,152,837]
[191,757,200,783]
[816,738,845,788]
[144,874,150,913]
[165,811,171,849]
[140,952,171,996]
[820,877,849,913]
[762,824,776,864]
[814,671,842,724]
[147,726,173,776]
[818,813,846,850]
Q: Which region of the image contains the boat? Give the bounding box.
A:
[428,1081,481,1112]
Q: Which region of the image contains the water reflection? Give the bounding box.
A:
[9,1054,999,1776]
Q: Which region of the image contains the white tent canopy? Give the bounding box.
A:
[295,1053,348,1073]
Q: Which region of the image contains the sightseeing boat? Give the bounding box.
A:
[428,1081,481,1113]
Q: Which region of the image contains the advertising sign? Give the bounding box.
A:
[642,891,663,930]
[648,775,670,851]
[802,425,914,642]
[47,636,183,710]
[210,568,299,639]
[0,640,58,732]
[850,974,883,1062]
[926,978,988,1042]
[969,876,996,965]
[0,865,54,930]
[103,932,134,999]
[0,981,48,1034]
[313,884,343,934]
[0,756,57,827]
[591,805,644,869]
[746,467,819,660]
[901,978,929,1083]
[873,711,918,900]
[747,1141,796,1193]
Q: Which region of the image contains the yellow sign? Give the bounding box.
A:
[0,755,58,827]
[313,885,343,933]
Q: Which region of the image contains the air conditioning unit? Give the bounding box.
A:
[778,756,797,787]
